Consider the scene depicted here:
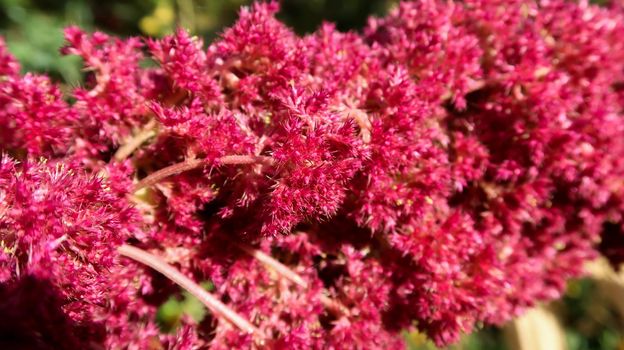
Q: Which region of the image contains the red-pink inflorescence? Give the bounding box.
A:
[2,1,624,348]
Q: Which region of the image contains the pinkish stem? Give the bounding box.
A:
[238,243,308,288]
[219,155,274,166]
[132,155,274,193]
[118,244,263,338]
[238,244,349,316]
[132,158,205,192]
[114,120,157,161]
[319,295,350,316]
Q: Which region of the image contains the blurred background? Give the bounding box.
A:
[0,0,390,83]
[0,0,622,349]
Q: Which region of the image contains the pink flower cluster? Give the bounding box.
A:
[2,1,624,348]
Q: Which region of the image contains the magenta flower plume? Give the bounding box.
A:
[61,26,151,148]
[2,0,624,348]
[0,74,78,157]
[0,156,158,348]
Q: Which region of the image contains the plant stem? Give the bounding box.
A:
[114,120,157,161]
[238,243,308,288]
[118,244,263,338]
[132,158,205,192]
[219,155,274,166]
[132,155,274,193]
[238,244,349,316]
[319,294,350,316]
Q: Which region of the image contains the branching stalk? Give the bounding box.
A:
[238,243,308,288]
[118,244,263,338]
[238,244,349,316]
[132,155,274,193]
[114,120,158,161]
[132,158,205,192]
[219,155,274,166]
[320,294,350,316]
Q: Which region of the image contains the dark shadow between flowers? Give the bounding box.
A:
[0,276,105,350]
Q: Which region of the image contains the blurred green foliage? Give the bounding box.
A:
[404,327,505,350]
[156,280,214,332]
[559,279,624,350]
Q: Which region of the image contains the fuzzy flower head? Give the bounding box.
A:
[1,0,624,348]
[0,156,157,348]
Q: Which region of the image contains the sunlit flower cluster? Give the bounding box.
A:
[2,1,624,348]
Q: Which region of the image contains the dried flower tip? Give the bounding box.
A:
[341,107,372,143]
